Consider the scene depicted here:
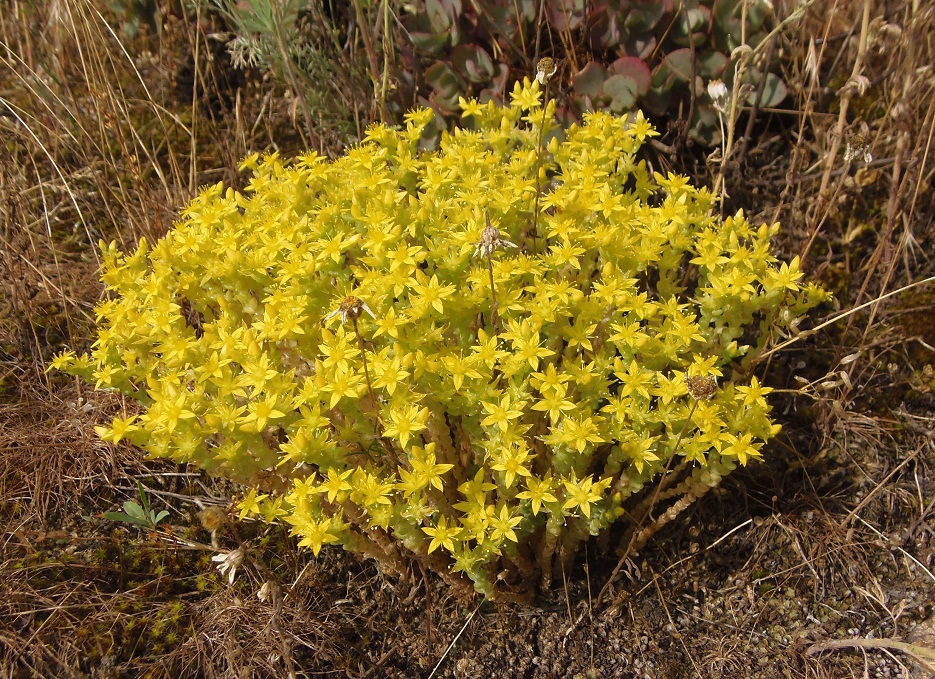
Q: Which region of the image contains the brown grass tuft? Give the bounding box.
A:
[1,0,934,676]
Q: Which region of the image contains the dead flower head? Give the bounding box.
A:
[707,79,729,113]
[685,375,719,401]
[198,506,227,532]
[323,296,376,326]
[536,57,558,85]
[474,212,518,259]
[844,139,872,165]
[840,74,870,99]
[211,548,245,585]
[844,128,872,165]
[256,580,273,602]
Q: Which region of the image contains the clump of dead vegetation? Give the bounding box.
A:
[1,1,934,677]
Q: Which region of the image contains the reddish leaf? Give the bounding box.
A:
[609,57,651,96]
[425,61,463,99]
[409,31,449,53]
[696,51,728,79]
[547,0,585,32]
[451,44,494,83]
[603,74,639,112]
[573,61,606,99]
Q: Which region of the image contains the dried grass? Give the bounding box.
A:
[1,0,934,676]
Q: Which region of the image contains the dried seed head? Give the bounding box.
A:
[257,581,271,602]
[840,74,870,99]
[198,506,227,532]
[339,296,370,321]
[211,548,245,585]
[257,580,276,603]
[707,79,729,113]
[685,375,719,401]
[844,132,872,165]
[889,101,910,126]
[324,295,376,326]
[805,38,820,89]
[473,212,518,258]
[536,57,558,85]
[730,44,753,64]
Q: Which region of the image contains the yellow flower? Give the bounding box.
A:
[350,469,395,510]
[488,504,522,543]
[516,473,558,516]
[95,416,140,444]
[400,443,453,494]
[423,515,463,554]
[529,363,574,396]
[481,393,527,432]
[561,474,611,518]
[382,403,430,449]
[531,385,576,423]
[614,359,654,401]
[471,328,507,369]
[237,489,269,520]
[317,468,353,504]
[501,319,554,370]
[510,79,541,111]
[720,433,763,466]
[409,270,456,317]
[457,469,497,507]
[371,351,410,396]
[735,376,773,409]
[562,413,606,453]
[239,395,286,432]
[296,517,340,556]
[441,352,482,392]
[490,445,533,489]
[318,328,361,374]
[628,110,657,141]
[459,96,484,118]
[321,367,364,408]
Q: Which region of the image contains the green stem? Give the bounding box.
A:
[486,252,499,335]
[530,80,551,255]
[352,317,376,405]
[352,316,398,465]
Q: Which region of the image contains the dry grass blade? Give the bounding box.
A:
[1,0,934,677]
[807,636,935,674]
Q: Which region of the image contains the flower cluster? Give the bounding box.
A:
[57,79,827,597]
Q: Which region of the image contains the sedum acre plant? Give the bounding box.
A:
[58,79,826,599]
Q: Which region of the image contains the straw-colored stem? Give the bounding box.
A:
[802,0,871,263]
[351,0,383,120]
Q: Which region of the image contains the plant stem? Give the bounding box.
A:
[486,252,499,335]
[801,0,872,264]
[713,0,819,209]
[595,398,699,607]
[351,0,383,120]
[269,8,317,149]
[351,316,402,466]
[530,79,551,255]
[352,316,376,405]
[380,0,393,122]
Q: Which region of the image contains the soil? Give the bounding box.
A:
[2,2,934,678]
